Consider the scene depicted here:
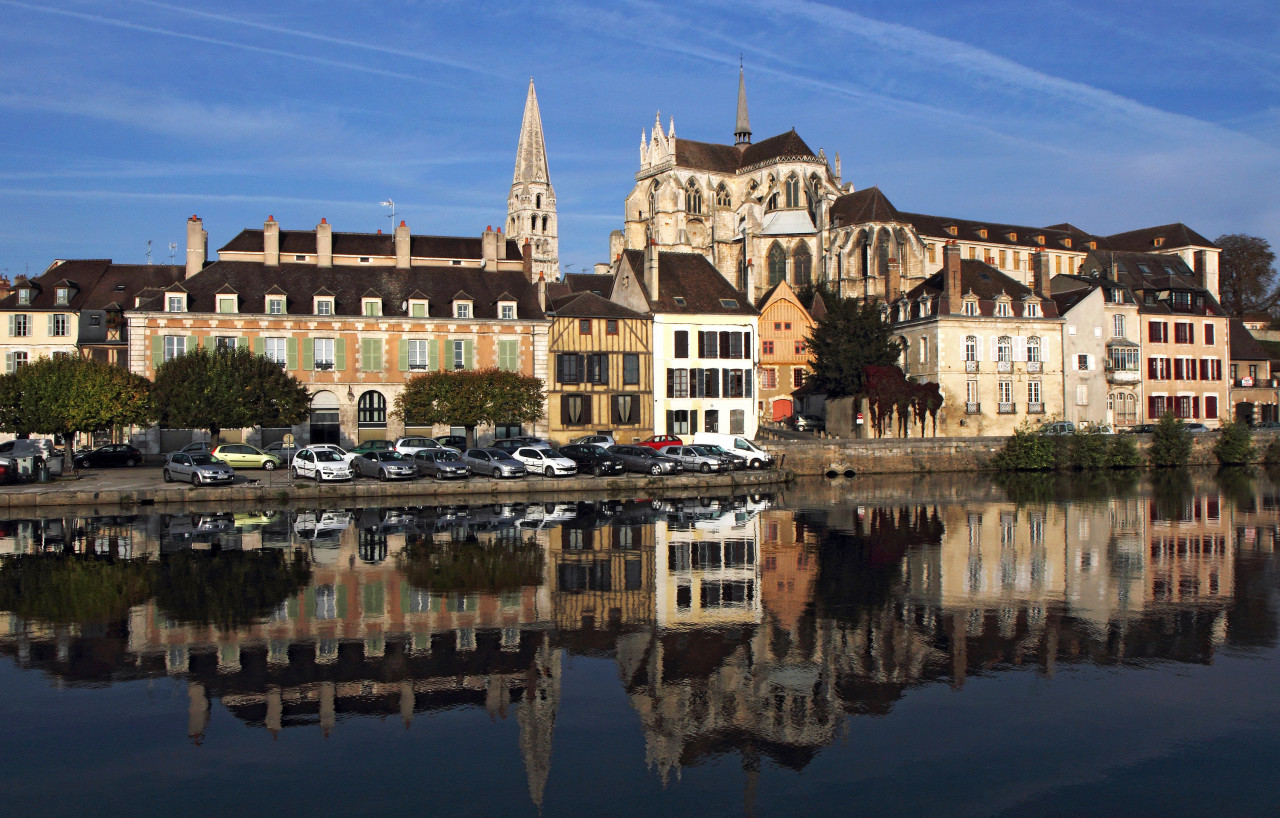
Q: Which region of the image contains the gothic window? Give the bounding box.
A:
[715,183,730,207]
[649,180,660,218]
[536,194,542,209]
[685,180,703,215]
[793,243,812,287]
[784,174,800,208]
[768,243,787,287]
[765,192,779,212]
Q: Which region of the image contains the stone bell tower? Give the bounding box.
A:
[507,78,559,282]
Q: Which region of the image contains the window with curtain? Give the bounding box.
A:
[561,394,589,425]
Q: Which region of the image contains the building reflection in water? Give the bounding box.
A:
[0,471,1276,809]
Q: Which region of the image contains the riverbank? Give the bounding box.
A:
[0,466,792,512]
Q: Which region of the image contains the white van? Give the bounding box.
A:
[691,433,774,469]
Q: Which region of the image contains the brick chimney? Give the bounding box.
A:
[482,225,500,268]
[316,218,332,268]
[1032,249,1050,299]
[886,257,901,303]
[537,271,546,312]
[496,226,507,260]
[645,240,660,301]
[943,240,961,313]
[263,215,279,267]
[394,220,410,270]
[185,215,207,279]
[522,238,533,280]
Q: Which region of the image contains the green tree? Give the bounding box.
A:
[1148,411,1192,468]
[151,549,312,630]
[1213,420,1255,465]
[1216,234,1278,316]
[0,554,153,625]
[806,298,900,398]
[152,346,310,441]
[398,536,544,593]
[0,355,154,456]
[392,368,545,445]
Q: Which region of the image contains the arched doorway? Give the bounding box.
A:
[309,391,340,445]
[772,397,794,423]
[357,390,387,443]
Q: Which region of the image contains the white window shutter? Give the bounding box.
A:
[990,336,999,362]
[975,336,983,360]
[1014,337,1027,362]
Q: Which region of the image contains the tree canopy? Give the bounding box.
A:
[1216,233,1278,317]
[806,298,901,398]
[0,355,153,442]
[152,346,310,440]
[392,368,545,439]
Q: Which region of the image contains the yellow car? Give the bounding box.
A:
[210,443,283,470]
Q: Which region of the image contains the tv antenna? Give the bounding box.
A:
[146,239,153,265]
[379,198,396,226]
[169,242,177,265]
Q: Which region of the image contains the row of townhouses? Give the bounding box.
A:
[0,75,1273,449]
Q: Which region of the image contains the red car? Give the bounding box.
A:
[637,434,683,451]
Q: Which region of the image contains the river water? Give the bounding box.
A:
[1,470,1278,816]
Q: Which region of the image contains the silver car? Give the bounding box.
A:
[658,444,726,473]
[163,452,235,486]
[412,449,470,480]
[352,450,417,480]
[462,448,527,478]
[569,433,617,449]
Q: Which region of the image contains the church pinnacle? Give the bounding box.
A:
[734,65,751,146]
[508,78,558,281]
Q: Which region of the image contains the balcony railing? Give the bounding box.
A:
[408,363,429,371]
[997,402,1016,414]
[1026,361,1043,374]
[1107,368,1141,384]
[314,361,334,371]
[997,360,1012,373]
[1027,402,1045,414]
[1233,377,1278,388]
[965,360,979,373]
[966,402,981,414]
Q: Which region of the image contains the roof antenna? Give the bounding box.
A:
[379,198,396,226]
[146,239,152,266]
[169,242,177,265]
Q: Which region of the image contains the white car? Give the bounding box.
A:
[510,446,578,477]
[292,446,354,482]
[393,436,456,456]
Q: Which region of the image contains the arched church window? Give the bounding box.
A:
[785,174,800,208]
[768,243,787,287]
[536,194,542,209]
[793,244,812,287]
[542,215,549,232]
[765,193,779,212]
[531,215,538,233]
[715,183,730,207]
[685,180,703,215]
[649,180,661,218]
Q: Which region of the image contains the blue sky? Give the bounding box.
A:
[0,0,1276,280]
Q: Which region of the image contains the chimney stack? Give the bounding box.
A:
[537,272,546,312]
[496,226,507,260]
[943,240,961,313]
[482,225,500,269]
[263,216,279,267]
[186,215,207,279]
[645,240,660,301]
[522,238,533,280]
[1032,249,1050,299]
[886,257,901,303]
[316,218,332,268]
[395,220,410,270]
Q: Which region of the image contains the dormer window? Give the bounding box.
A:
[1153,237,1165,247]
[995,299,1012,317]
[314,297,334,316]
[362,298,382,317]
[963,298,979,317]
[977,228,988,239]
[499,301,516,320]
[1035,235,1045,245]
[17,288,31,305]
[1006,232,1017,242]
[454,301,472,319]
[166,294,186,313]
[408,299,428,318]
[216,295,238,314]
[1063,238,1073,248]
[945,225,958,236]
[267,297,285,315]
[1025,301,1041,317]
[55,288,70,305]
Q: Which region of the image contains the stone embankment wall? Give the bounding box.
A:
[764,431,1280,477]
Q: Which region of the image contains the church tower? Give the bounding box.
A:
[734,66,752,147]
[508,79,559,282]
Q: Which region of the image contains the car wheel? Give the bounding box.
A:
[291,467,299,479]
[700,463,711,473]
[163,469,173,483]
[314,471,322,484]
[127,456,140,467]
[263,460,277,471]
[192,473,202,487]
[650,464,662,475]
[593,464,603,477]
[492,467,502,478]
[379,469,388,482]
[750,458,763,469]
[543,465,553,477]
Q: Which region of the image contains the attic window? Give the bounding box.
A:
[1035,235,1045,245]
[55,287,70,305]
[1153,237,1165,247]
[719,298,738,309]
[977,228,988,239]
[359,256,371,263]
[294,254,306,261]
[1137,263,1151,274]
[17,289,30,305]
[673,296,687,308]
[114,283,126,291]
[946,225,958,236]
[452,260,462,265]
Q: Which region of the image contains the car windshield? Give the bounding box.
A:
[491,451,517,461]
[315,451,344,462]
[691,447,716,456]
[379,452,407,461]
[190,454,219,466]
[437,452,460,462]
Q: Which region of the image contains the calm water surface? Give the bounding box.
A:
[2,470,1279,817]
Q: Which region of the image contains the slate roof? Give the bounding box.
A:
[672,129,818,174]
[1077,250,1225,317]
[829,186,904,226]
[562,273,613,299]
[903,259,1060,319]
[0,261,183,312]
[550,290,646,320]
[219,229,523,260]
[135,261,545,320]
[1102,222,1215,252]
[619,250,759,316]
[1229,319,1272,362]
[901,212,1087,252]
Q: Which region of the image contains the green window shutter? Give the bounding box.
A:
[286,596,299,620]
[361,338,382,371]
[428,339,439,371]
[335,338,347,370]
[305,586,315,618]
[400,582,410,613]
[151,335,163,367]
[498,339,517,371]
[287,337,298,370]
[462,339,474,370]
[236,336,248,349]
[337,585,348,619]
[253,337,264,355]
[398,339,409,371]
[302,338,314,370]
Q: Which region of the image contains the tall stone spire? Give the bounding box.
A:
[734,66,752,147]
[508,78,559,281]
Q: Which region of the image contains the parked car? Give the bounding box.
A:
[692,444,746,470]
[412,449,470,480]
[170,442,212,457]
[636,434,683,451]
[264,441,299,464]
[352,450,417,480]
[1038,421,1076,436]
[291,446,354,482]
[434,435,468,451]
[691,433,774,469]
[346,440,395,459]
[163,452,235,486]
[73,443,143,469]
[1124,424,1156,434]
[0,439,58,460]
[210,444,282,470]
[1251,420,1280,430]
[511,446,578,477]
[609,444,682,475]
[790,414,825,432]
[491,436,552,453]
[559,444,626,476]
[462,448,528,478]
[1185,422,1211,434]
[658,444,727,473]
[569,433,617,449]
[393,436,454,456]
